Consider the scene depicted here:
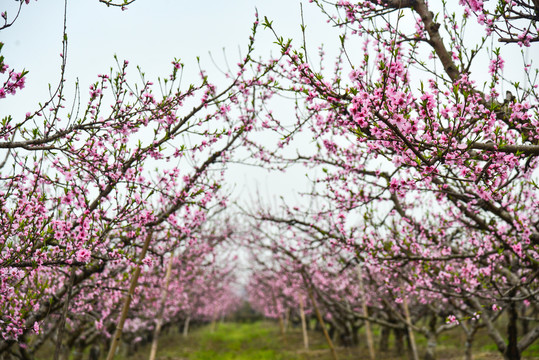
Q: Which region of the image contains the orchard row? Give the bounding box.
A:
[1,1,538,360]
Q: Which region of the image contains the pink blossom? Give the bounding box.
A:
[32,322,40,334]
[75,249,91,263]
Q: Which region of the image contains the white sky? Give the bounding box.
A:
[1,0,336,110]
[1,0,335,205]
[1,0,537,209]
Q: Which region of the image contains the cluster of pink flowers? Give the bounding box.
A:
[1,0,538,358]
[0,10,275,356]
[243,0,539,357]
[0,70,26,99]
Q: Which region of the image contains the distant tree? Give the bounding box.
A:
[0,2,268,359]
[250,1,539,359]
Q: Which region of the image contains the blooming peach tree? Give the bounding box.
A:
[0,2,270,358]
[246,1,539,359]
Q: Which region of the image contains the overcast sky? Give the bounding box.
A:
[1,1,537,208]
[1,0,334,204]
[1,1,340,109]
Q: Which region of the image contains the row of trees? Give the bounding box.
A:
[0,1,265,358]
[245,1,539,360]
[1,0,538,360]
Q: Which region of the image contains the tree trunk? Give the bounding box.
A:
[272,292,287,346]
[148,254,174,360]
[402,295,419,360]
[406,332,415,360]
[504,301,520,360]
[106,231,153,360]
[520,306,529,335]
[342,320,354,347]
[379,326,391,352]
[210,313,217,333]
[395,328,405,355]
[284,308,290,333]
[357,265,375,360]
[277,312,287,344]
[464,324,478,360]
[88,345,101,360]
[465,337,474,360]
[423,314,437,360]
[299,295,309,350]
[351,324,360,347]
[59,344,69,360]
[53,267,76,360]
[328,322,336,342]
[314,316,322,331]
[424,332,437,360]
[183,316,191,338]
[307,287,338,360]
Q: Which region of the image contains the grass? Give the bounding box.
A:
[123,322,305,360]
[38,320,538,359]
[189,322,293,360]
[121,321,510,360]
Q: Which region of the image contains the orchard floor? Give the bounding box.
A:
[118,321,539,360]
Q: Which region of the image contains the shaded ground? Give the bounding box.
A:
[118,321,538,360]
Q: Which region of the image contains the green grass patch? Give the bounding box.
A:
[116,321,539,360]
[192,322,294,359]
[122,321,304,360]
